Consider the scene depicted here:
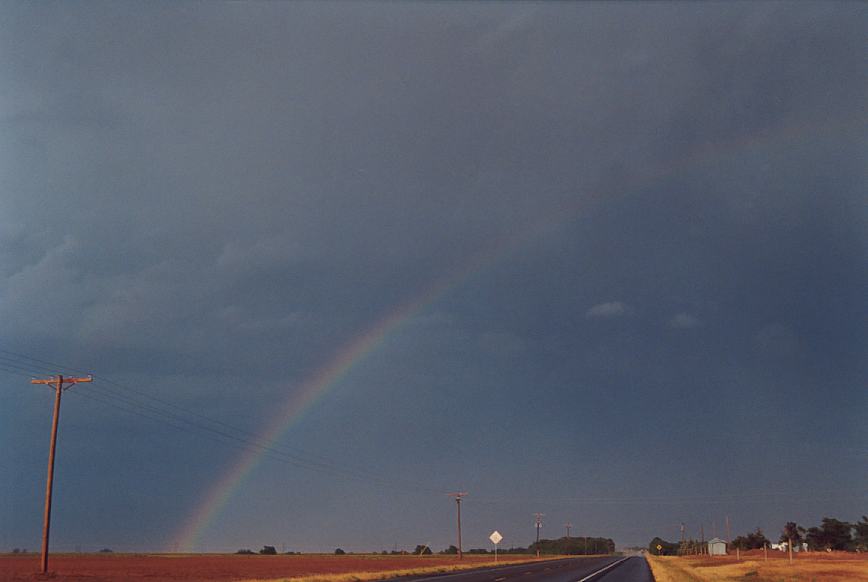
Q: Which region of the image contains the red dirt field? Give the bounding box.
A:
[0,553,539,582]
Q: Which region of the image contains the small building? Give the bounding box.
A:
[772,541,807,553]
[707,538,727,556]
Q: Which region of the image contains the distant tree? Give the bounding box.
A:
[441,545,458,555]
[11,548,19,554]
[236,549,255,555]
[732,528,769,550]
[779,522,805,551]
[501,546,529,554]
[854,516,868,551]
[413,544,432,555]
[259,546,277,555]
[99,548,113,553]
[805,518,853,551]
[334,548,346,555]
[531,536,614,556]
[648,537,678,556]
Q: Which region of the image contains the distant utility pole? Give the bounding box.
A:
[565,523,572,538]
[448,493,467,559]
[534,513,544,557]
[725,516,731,544]
[30,374,93,574]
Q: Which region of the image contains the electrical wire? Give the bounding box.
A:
[5,348,865,507]
[0,348,446,495]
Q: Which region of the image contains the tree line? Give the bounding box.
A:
[234,536,616,557]
[530,536,615,555]
[442,536,615,556]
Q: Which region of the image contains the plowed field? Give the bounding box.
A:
[0,553,539,582]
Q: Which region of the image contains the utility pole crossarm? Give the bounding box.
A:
[31,375,92,387]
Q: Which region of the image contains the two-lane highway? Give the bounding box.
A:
[399,556,653,582]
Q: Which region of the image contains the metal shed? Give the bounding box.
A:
[707,538,727,556]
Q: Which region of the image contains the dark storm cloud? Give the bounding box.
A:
[1,1,866,551]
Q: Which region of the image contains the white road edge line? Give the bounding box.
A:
[574,557,630,582]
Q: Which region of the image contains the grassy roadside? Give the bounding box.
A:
[240,555,572,582]
[645,556,704,582]
[645,554,868,582]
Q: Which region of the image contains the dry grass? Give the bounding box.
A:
[240,556,563,582]
[646,553,868,582]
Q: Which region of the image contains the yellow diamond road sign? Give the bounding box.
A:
[490,531,503,545]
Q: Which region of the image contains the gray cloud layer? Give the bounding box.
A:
[1,2,866,552]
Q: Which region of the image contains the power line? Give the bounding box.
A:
[0,349,446,496]
[0,351,368,474]
[4,349,406,476]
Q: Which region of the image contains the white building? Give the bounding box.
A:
[772,541,807,552]
[708,538,727,555]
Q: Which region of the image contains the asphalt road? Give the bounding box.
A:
[399,556,653,582]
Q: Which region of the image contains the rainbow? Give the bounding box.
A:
[172,116,853,552]
[171,226,544,552]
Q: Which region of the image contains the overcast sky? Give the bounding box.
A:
[1,1,866,553]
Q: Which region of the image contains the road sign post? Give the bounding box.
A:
[490,531,502,563]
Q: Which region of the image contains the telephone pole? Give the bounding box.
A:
[30,374,92,574]
[448,493,467,559]
[565,522,572,538]
[534,513,544,557]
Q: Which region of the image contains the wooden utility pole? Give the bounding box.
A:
[448,493,467,559]
[31,375,92,574]
[534,513,544,557]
